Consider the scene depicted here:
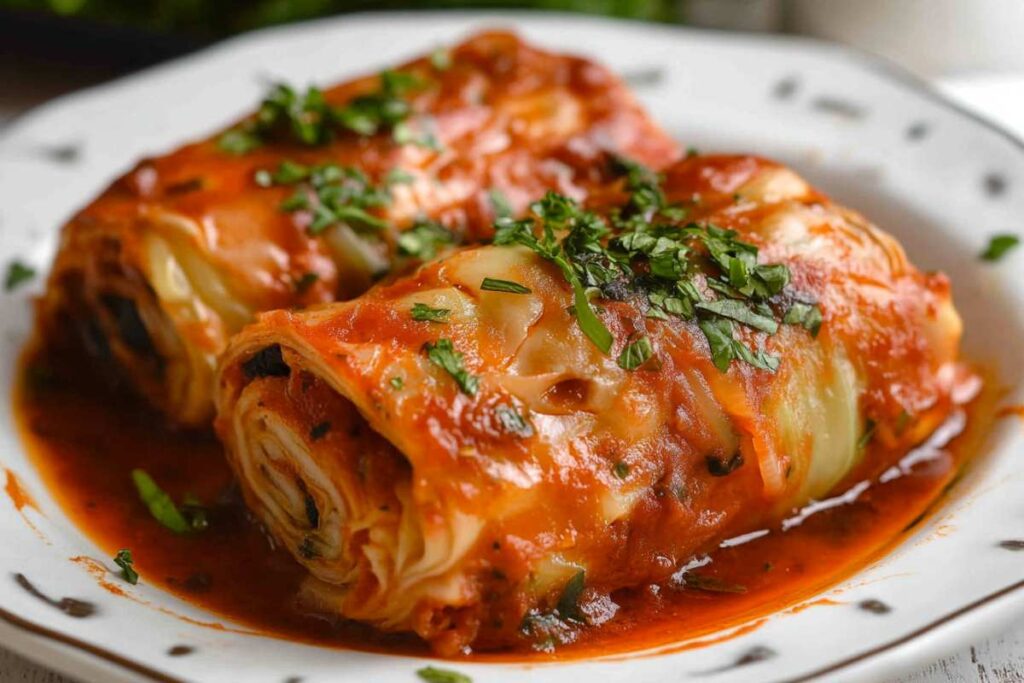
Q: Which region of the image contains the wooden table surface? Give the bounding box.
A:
[2,35,1022,683]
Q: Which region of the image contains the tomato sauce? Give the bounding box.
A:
[12,345,996,661]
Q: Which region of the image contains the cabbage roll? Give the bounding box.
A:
[214,154,967,654]
[40,31,678,425]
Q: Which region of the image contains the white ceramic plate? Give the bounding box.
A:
[1,11,1023,683]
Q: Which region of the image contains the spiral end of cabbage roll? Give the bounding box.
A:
[39,209,239,425]
[217,333,490,651]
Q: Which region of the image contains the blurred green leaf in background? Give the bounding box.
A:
[1,0,684,38]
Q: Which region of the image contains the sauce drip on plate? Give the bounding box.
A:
[13,346,994,660]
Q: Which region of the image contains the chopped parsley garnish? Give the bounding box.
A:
[896,409,913,434]
[217,128,262,155]
[218,72,424,152]
[520,570,586,650]
[424,339,478,395]
[396,219,455,260]
[696,299,777,334]
[113,549,138,585]
[336,70,422,138]
[480,277,531,294]
[980,234,1020,261]
[255,159,309,186]
[310,421,331,441]
[495,404,533,437]
[393,117,443,151]
[5,260,35,292]
[611,156,685,221]
[219,83,332,151]
[617,336,654,370]
[494,193,615,353]
[389,376,404,390]
[488,188,513,218]
[293,272,319,294]
[555,570,586,623]
[612,461,630,479]
[416,667,471,683]
[489,161,815,373]
[410,302,450,323]
[180,494,209,532]
[783,301,823,337]
[706,452,744,477]
[857,418,877,450]
[699,319,779,373]
[384,167,415,186]
[131,469,193,534]
[430,47,452,71]
[256,161,389,235]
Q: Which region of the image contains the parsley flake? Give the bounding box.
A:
[113,549,138,585]
[310,421,331,441]
[706,452,744,476]
[384,168,415,186]
[180,494,209,532]
[618,336,654,370]
[257,161,390,235]
[218,71,424,153]
[857,418,877,450]
[480,277,531,294]
[430,47,452,71]
[131,469,192,534]
[4,260,35,292]
[488,188,513,218]
[294,272,319,294]
[494,193,614,353]
[393,118,443,151]
[495,404,533,437]
[217,128,262,155]
[337,70,422,138]
[696,299,778,334]
[556,570,586,623]
[410,303,450,323]
[396,220,455,260]
[416,667,471,683]
[424,339,478,395]
[489,164,805,373]
[783,301,823,337]
[980,234,1020,261]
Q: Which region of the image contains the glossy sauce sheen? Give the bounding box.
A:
[39,30,680,427]
[209,153,970,654]
[15,347,991,659]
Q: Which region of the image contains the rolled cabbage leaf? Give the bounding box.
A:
[214,154,967,653]
[40,31,678,425]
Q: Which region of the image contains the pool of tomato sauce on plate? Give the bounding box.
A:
[13,345,995,661]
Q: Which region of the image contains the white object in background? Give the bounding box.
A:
[788,0,1024,77]
[683,0,782,32]
[939,74,1024,139]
